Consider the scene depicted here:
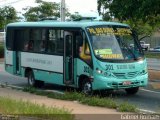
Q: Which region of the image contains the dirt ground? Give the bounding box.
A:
[148,70,160,80]
[0,87,123,120]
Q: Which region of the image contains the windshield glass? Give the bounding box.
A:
[87,26,143,60]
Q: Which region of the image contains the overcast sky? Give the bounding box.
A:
[0,0,99,17]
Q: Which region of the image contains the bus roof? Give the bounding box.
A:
[7,21,129,29]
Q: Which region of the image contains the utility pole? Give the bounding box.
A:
[60,0,65,21]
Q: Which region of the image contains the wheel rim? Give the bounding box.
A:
[83,82,92,95]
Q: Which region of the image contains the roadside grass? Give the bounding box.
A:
[0,96,73,120]
[23,87,137,113]
[145,52,160,59]
[118,102,137,112]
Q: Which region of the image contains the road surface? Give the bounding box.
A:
[147,58,160,70]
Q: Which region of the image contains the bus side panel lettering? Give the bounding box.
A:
[21,52,63,73]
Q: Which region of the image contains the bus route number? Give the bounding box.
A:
[84,66,89,73]
[106,65,114,70]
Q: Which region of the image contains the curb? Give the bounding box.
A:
[0,83,23,90]
[0,82,64,95]
[138,109,157,114]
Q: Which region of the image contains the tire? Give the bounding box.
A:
[27,71,44,88]
[27,71,36,87]
[125,87,139,95]
[81,78,93,96]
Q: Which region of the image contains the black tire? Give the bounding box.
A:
[81,78,93,96]
[27,71,36,87]
[125,87,139,95]
[27,71,44,88]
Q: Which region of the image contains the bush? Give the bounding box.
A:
[118,102,137,112]
[0,43,4,58]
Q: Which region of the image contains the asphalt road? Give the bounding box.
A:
[0,64,28,86]
[112,88,160,113]
[0,63,160,113]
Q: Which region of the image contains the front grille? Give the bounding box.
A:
[113,73,125,79]
[113,71,139,79]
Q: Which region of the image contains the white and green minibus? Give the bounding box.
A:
[5,21,148,94]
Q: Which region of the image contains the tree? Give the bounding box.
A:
[23,0,60,21]
[97,0,160,35]
[69,12,82,21]
[0,6,18,30]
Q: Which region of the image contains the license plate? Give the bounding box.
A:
[123,81,131,85]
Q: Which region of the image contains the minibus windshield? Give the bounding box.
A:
[87,26,143,60]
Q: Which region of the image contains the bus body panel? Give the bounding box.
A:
[92,73,148,90]
[76,59,93,77]
[92,57,148,90]
[21,52,63,73]
[76,58,93,87]
[5,50,13,65]
[5,50,14,74]
[33,70,64,85]
[5,21,148,92]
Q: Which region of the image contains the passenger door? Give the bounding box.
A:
[64,31,74,84]
[14,30,22,75]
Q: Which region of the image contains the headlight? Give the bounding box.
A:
[96,68,103,74]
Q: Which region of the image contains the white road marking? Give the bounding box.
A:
[140,88,160,94]
[138,108,156,114]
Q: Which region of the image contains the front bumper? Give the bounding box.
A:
[92,74,148,90]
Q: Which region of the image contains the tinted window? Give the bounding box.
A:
[6,28,14,50]
[48,29,64,54]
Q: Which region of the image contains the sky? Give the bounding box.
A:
[0,0,99,17]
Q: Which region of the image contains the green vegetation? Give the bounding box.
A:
[145,52,160,59]
[80,97,117,109]
[0,96,73,120]
[23,87,137,112]
[23,0,61,21]
[0,43,4,58]
[118,102,137,112]
[0,6,19,29]
[98,0,160,35]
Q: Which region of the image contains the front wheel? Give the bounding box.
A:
[81,79,93,96]
[125,87,139,95]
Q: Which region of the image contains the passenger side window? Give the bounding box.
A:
[24,29,47,53]
[48,29,64,54]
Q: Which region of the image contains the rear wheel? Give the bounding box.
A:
[125,87,139,95]
[27,71,44,88]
